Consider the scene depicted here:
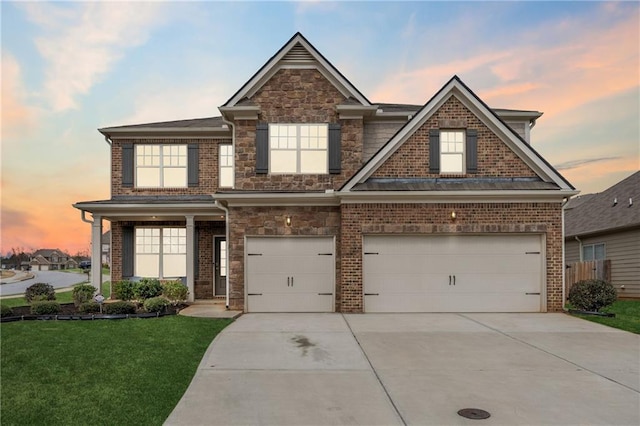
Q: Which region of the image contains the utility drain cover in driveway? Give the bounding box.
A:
[458,408,491,420]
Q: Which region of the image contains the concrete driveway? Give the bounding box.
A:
[165,313,639,425]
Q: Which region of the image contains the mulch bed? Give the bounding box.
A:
[3,302,187,322]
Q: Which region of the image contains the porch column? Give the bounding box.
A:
[185,215,195,302]
[91,215,103,294]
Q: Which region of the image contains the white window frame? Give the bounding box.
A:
[135,227,187,279]
[582,243,606,261]
[135,145,187,188]
[440,130,465,174]
[219,144,234,188]
[269,124,328,174]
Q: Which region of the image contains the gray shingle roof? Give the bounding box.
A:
[352,177,559,191]
[99,117,225,131]
[565,171,640,237]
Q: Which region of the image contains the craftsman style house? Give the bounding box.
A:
[74,33,576,313]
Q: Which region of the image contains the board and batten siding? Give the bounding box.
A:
[565,228,640,298]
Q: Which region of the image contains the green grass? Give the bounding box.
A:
[571,300,640,334]
[1,316,232,425]
[1,282,111,309]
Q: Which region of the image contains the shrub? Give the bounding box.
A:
[72,284,96,306]
[134,278,163,301]
[78,301,101,314]
[162,280,188,305]
[25,283,56,303]
[144,297,170,313]
[103,301,137,315]
[1,304,13,318]
[569,279,617,312]
[112,280,135,301]
[31,301,61,315]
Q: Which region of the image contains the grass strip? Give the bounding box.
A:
[572,300,640,334]
[1,316,232,425]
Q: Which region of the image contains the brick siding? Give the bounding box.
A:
[340,202,564,313]
[372,96,537,178]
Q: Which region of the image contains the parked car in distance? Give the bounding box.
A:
[79,260,91,270]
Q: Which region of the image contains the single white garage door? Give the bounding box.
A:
[363,235,543,313]
[246,237,335,312]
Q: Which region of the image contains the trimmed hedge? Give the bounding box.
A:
[72,284,96,306]
[162,280,188,305]
[134,278,163,301]
[31,301,62,315]
[1,304,13,318]
[78,301,101,314]
[144,297,170,313]
[25,283,56,303]
[568,279,617,312]
[112,280,135,301]
[103,301,137,315]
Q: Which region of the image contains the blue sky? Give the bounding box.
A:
[1,1,639,254]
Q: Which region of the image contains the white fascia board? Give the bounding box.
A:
[73,203,222,216]
[338,189,579,204]
[218,106,261,121]
[214,192,340,207]
[227,35,370,107]
[104,127,230,138]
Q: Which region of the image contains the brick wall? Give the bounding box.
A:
[340,202,564,313]
[233,68,363,191]
[227,205,341,310]
[111,138,229,196]
[372,96,537,178]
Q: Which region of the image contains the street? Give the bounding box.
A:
[0,270,93,297]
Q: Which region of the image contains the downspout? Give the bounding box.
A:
[575,236,583,261]
[214,200,230,309]
[218,114,236,309]
[80,210,93,224]
[561,197,570,310]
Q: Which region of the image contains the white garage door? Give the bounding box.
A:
[363,235,543,313]
[246,237,335,312]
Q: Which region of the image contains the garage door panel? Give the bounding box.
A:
[246,237,334,313]
[363,235,543,313]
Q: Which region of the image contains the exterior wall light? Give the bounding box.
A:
[286,216,292,227]
[451,211,457,220]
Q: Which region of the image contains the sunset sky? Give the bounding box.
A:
[1,1,639,256]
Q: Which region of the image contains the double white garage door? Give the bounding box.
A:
[246,235,544,313]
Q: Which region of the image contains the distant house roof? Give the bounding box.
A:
[565,171,640,238]
[32,249,68,258]
[30,255,50,265]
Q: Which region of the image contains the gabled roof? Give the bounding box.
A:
[565,171,640,238]
[32,249,67,258]
[223,32,371,108]
[341,75,575,193]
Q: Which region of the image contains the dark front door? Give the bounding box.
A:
[214,237,226,296]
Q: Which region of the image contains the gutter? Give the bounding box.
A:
[214,200,231,309]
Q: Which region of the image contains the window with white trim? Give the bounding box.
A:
[440,130,465,174]
[136,145,187,187]
[135,228,186,278]
[269,124,328,174]
[583,243,605,261]
[219,144,234,188]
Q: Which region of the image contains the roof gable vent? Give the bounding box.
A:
[281,43,315,64]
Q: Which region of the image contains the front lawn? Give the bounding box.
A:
[1,316,232,425]
[571,300,640,334]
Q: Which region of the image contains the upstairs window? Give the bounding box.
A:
[583,243,605,261]
[135,145,187,188]
[269,124,328,174]
[440,130,465,174]
[219,144,234,188]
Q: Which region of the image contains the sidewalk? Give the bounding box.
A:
[178,300,242,319]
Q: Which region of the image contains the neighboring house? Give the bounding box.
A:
[102,230,111,266]
[30,249,78,271]
[565,171,640,298]
[74,33,576,313]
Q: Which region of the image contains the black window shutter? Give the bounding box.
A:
[122,144,134,187]
[429,129,440,173]
[255,123,269,174]
[466,129,478,173]
[328,123,341,174]
[188,144,199,186]
[122,226,134,278]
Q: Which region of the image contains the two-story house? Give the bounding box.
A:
[74,33,577,313]
[30,249,78,271]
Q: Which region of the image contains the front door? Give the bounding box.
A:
[214,237,227,296]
